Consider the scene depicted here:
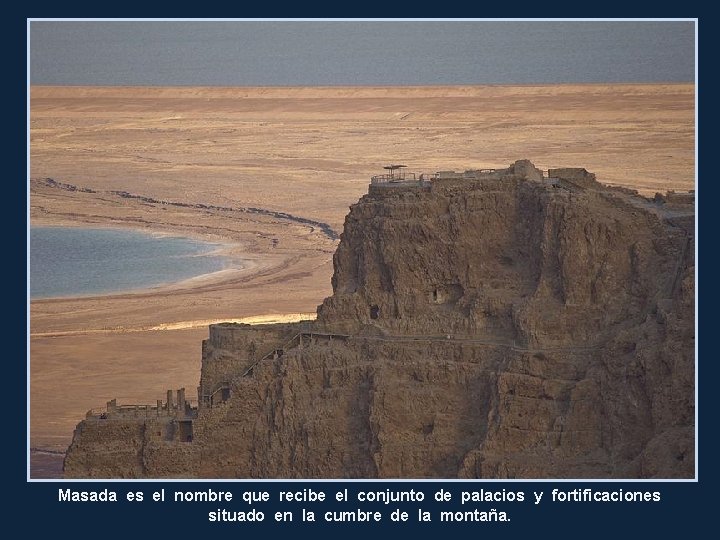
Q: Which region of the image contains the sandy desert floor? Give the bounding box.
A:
[29,84,695,467]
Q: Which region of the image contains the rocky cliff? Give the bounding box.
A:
[64,160,695,478]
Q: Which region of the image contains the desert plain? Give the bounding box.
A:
[29,84,695,475]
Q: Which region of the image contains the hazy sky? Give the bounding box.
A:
[30,20,696,86]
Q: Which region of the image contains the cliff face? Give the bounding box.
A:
[64,161,695,478]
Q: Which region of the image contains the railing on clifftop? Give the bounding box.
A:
[371,172,417,184]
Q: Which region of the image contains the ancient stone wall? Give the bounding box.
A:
[199,322,304,407]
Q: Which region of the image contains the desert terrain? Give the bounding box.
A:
[29,84,695,474]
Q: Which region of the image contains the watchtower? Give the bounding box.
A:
[383,164,407,179]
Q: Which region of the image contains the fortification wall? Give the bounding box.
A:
[200,322,305,407]
[548,167,599,188]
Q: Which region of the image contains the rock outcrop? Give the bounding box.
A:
[64,160,695,478]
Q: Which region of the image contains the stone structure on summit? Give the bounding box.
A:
[64,160,695,478]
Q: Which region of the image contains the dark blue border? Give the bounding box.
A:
[17,16,707,539]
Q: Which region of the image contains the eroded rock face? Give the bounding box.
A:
[64,161,694,478]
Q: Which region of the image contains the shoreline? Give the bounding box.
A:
[29,218,265,303]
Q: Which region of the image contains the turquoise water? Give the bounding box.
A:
[30,227,229,299]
